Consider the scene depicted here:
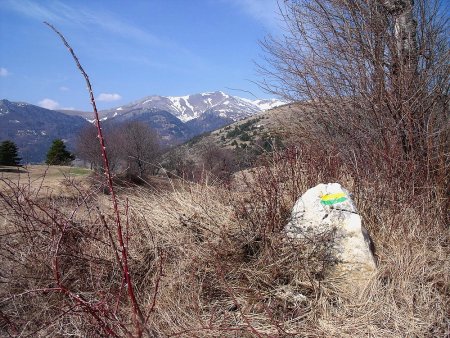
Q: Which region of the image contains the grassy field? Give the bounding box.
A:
[0,165,92,197]
[0,164,92,179]
[0,157,448,337]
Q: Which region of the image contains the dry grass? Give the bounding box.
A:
[0,154,448,337]
[0,165,92,197]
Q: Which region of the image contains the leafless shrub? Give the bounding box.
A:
[75,124,122,172]
[76,121,161,180]
[0,178,121,336]
[1,14,448,337]
[116,121,161,179]
[198,143,237,184]
[259,0,449,213]
[1,143,448,336]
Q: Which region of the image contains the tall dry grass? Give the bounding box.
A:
[3,20,441,337]
[1,145,447,337]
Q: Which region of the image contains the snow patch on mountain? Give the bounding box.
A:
[252,99,287,110]
[99,91,287,124]
[241,98,286,111]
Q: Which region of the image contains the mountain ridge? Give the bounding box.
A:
[98,91,286,123]
[77,90,286,145]
[0,92,286,163]
[0,99,89,163]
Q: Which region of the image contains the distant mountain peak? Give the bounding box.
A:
[0,92,287,162]
[101,91,286,123]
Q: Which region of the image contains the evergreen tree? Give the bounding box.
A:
[46,139,75,165]
[0,140,21,166]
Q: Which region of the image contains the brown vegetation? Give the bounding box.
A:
[76,121,161,179]
[259,0,449,208]
[0,7,447,336]
[0,148,448,337]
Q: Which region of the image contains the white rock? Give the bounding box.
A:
[285,183,376,285]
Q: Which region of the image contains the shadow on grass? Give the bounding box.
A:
[0,166,28,174]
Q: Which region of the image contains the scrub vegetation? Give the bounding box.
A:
[0,1,448,337]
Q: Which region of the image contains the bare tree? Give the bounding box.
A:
[259,0,449,180]
[116,121,160,178]
[75,125,101,169]
[75,124,122,172]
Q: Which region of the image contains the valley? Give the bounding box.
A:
[0,91,287,163]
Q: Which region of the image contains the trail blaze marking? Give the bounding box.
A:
[321,192,347,205]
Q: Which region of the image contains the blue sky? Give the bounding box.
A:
[0,0,282,111]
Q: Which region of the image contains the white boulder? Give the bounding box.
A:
[285,183,376,285]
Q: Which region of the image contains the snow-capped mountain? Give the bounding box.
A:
[90,91,287,144]
[0,93,286,162]
[250,98,287,111]
[101,91,286,123]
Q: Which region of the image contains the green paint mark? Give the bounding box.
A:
[320,192,347,206]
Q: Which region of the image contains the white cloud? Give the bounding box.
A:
[38,98,60,110]
[59,86,69,91]
[0,67,9,77]
[2,0,59,22]
[97,93,122,102]
[1,0,160,45]
[225,0,282,31]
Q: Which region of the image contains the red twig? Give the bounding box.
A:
[61,286,120,337]
[44,21,145,335]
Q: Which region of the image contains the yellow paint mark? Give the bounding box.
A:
[321,192,346,201]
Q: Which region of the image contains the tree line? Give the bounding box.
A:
[0,121,161,179]
[0,139,76,167]
[1,119,247,183]
[1,111,294,183]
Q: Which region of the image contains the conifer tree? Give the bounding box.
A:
[46,139,75,165]
[0,140,21,166]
